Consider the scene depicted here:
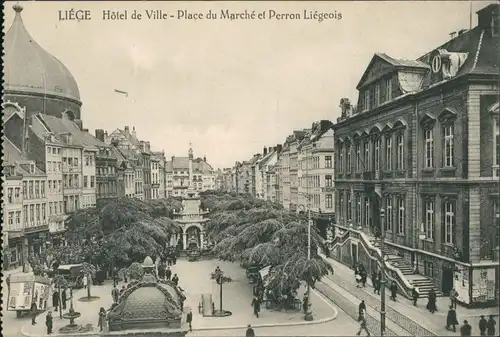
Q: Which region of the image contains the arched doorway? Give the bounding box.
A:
[186,226,201,249]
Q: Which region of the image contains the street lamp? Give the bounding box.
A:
[379,208,386,336]
[213,266,224,316]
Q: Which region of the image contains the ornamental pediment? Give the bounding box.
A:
[356,54,395,90]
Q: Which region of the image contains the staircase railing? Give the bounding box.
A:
[333,224,414,299]
[327,229,350,252]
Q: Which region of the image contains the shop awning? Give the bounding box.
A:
[259,266,272,287]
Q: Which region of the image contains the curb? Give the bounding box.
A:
[20,289,338,337]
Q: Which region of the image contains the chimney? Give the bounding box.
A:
[203,155,206,162]
[268,147,272,153]
[146,141,150,151]
[95,129,105,142]
[111,139,119,147]
[263,147,268,155]
[277,144,283,153]
[124,126,130,134]
[132,126,137,139]
[172,156,175,162]
[477,4,499,35]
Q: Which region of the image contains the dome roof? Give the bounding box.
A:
[4,4,81,102]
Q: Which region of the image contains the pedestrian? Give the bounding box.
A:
[450,288,458,309]
[358,300,366,321]
[173,255,177,265]
[427,289,437,314]
[487,315,496,336]
[186,309,193,331]
[461,320,472,337]
[158,263,166,280]
[361,270,367,288]
[390,281,397,301]
[371,271,377,293]
[98,307,106,332]
[446,306,459,332]
[172,274,179,286]
[31,302,38,325]
[120,285,126,295]
[356,315,370,336]
[355,270,362,288]
[479,315,488,336]
[111,286,119,303]
[46,311,53,335]
[61,287,67,310]
[251,295,260,318]
[245,324,255,337]
[302,293,309,314]
[52,290,60,312]
[166,267,172,281]
[412,287,419,306]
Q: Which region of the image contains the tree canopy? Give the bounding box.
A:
[52,197,182,268]
[200,191,333,293]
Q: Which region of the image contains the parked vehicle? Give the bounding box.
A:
[57,264,85,288]
[7,273,51,317]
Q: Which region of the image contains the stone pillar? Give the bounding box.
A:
[183,233,187,250]
[200,232,204,249]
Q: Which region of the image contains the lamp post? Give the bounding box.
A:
[213,267,224,315]
[380,207,386,336]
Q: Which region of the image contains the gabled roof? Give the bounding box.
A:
[166,157,214,174]
[37,114,97,150]
[356,53,429,90]
[258,150,277,168]
[3,136,23,164]
[111,146,133,169]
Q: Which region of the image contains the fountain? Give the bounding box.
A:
[58,289,92,334]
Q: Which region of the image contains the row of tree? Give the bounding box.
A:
[49,198,183,269]
[200,191,333,293]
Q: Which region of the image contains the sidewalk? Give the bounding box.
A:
[20,259,339,336]
[322,254,499,335]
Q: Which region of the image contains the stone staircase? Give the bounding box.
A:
[371,239,441,298]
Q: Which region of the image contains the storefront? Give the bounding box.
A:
[6,232,24,269]
[24,226,49,259]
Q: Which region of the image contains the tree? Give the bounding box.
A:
[127,262,144,280]
[202,193,333,294]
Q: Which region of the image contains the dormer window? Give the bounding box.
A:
[30,164,35,174]
[375,84,381,107]
[364,90,370,112]
[386,78,392,101]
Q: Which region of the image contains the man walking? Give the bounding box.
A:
[172,274,179,286]
[487,315,496,336]
[450,288,458,309]
[165,267,172,281]
[186,309,193,332]
[251,295,260,318]
[245,324,255,337]
[479,315,488,336]
[358,300,366,321]
[461,320,472,337]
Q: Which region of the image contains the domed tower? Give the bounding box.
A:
[3,4,83,127]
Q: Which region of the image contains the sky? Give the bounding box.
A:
[3,0,493,169]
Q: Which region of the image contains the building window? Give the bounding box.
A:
[385,196,393,231]
[363,140,370,171]
[365,197,370,228]
[8,212,14,228]
[325,156,332,168]
[375,84,380,107]
[29,181,34,199]
[396,133,404,170]
[424,199,435,240]
[326,194,333,209]
[339,146,344,173]
[364,90,370,111]
[347,191,352,221]
[493,118,499,177]
[443,125,454,167]
[355,143,361,172]
[84,176,88,188]
[424,128,434,168]
[325,175,332,187]
[443,200,455,244]
[374,138,381,171]
[386,78,392,101]
[346,144,352,172]
[356,195,361,225]
[339,192,344,220]
[397,197,405,234]
[386,135,392,171]
[91,176,95,188]
[7,188,13,203]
